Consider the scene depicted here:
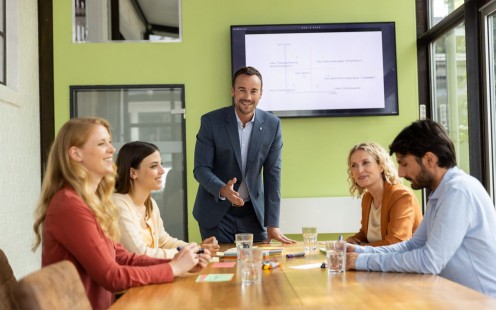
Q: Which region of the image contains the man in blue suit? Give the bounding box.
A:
[193,66,295,244]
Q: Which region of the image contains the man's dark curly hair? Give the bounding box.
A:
[389,119,456,168]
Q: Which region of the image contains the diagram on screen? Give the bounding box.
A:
[245,31,386,112]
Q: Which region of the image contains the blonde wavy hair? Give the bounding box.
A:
[347,142,401,197]
[32,117,120,251]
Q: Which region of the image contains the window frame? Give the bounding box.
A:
[416,0,489,185]
[0,0,6,85]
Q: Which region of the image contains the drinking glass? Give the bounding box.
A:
[235,233,253,260]
[240,248,263,284]
[325,240,347,274]
[302,226,317,253]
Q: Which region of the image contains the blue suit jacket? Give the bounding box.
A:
[193,106,282,230]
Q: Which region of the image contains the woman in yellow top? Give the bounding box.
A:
[346,142,423,246]
[113,141,220,259]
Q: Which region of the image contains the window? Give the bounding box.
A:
[430,23,469,172]
[417,0,495,196]
[481,1,496,203]
[430,0,464,27]
[0,0,5,85]
[73,0,181,42]
[0,0,19,93]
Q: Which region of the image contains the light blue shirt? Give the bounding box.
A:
[235,111,254,201]
[355,167,496,297]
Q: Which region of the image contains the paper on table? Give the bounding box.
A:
[195,274,234,282]
[289,263,323,270]
[215,247,237,257]
[211,262,236,268]
[216,246,284,257]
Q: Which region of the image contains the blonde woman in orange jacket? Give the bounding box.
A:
[346,142,423,246]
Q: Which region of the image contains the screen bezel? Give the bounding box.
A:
[230,22,399,118]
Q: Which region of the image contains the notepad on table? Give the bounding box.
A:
[196,274,234,282]
[216,246,284,258]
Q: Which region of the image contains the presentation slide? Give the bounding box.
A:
[245,31,385,112]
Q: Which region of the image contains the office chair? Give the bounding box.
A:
[0,249,18,310]
[13,260,91,310]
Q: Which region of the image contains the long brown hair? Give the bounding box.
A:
[115,141,160,218]
[32,117,120,251]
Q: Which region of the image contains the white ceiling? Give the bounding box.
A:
[137,0,180,28]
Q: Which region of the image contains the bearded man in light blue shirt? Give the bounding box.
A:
[346,120,496,297]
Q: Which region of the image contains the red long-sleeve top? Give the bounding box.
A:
[42,186,174,309]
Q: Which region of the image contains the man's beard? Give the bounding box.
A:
[408,164,435,190]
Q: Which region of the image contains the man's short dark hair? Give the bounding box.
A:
[389,119,457,168]
[232,66,263,88]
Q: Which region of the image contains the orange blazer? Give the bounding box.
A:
[349,182,422,246]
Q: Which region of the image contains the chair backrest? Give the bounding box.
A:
[13,260,91,310]
[0,249,18,310]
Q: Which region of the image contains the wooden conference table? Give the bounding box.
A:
[110,243,496,309]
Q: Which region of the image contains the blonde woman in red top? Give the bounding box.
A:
[32,117,210,310]
[346,142,422,246]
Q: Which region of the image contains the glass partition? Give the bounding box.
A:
[73,0,181,42]
[70,85,187,240]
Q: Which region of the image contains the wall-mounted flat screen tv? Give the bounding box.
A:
[231,22,399,118]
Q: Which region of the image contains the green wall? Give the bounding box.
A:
[53,0,419,242]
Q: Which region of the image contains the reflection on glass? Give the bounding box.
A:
[430,0,464,28]
[0,0,4,85]
[484,10,496,202]
[431,22,469,172]
[73,0,181,42]
[0,36,4,85]
[0,0,4,33]
[71,86,187,239]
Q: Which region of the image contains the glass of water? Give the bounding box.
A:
[239,247,263,285]
[302,226,317,253]
[235,233,253,260]
[325,240,346,274]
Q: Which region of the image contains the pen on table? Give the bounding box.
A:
[286,252,305,258]
[263,261,280,270]
[177,246,205,254]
